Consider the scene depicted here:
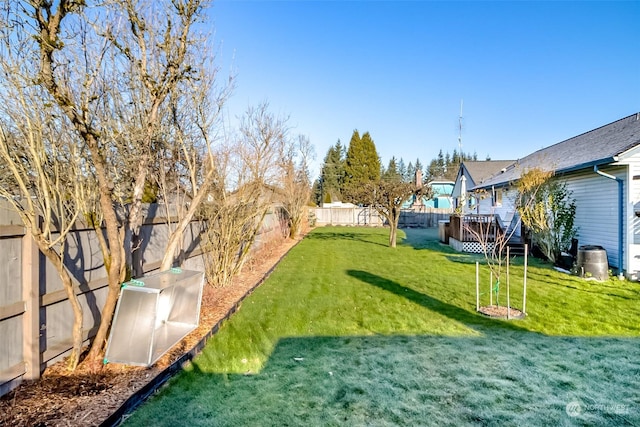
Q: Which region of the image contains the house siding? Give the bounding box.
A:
[618,154,640,279]
[563,167,623,270]
[477,188,517,225]
[476,166,626,271]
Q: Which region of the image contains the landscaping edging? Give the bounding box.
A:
[100,240,301,427]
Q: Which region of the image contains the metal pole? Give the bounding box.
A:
[506,246,511,319]
[490,270,493,307]
[475,261,480,311]
[523,244,528,314]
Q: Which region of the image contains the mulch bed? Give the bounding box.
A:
[0,234,303,427]
[477,305,526,319]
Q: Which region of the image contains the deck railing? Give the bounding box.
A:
[449,214,504,243]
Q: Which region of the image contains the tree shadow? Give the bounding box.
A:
[305,231,388,247]
[346,269,527,333]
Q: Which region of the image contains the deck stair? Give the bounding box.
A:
[501,213,526,256]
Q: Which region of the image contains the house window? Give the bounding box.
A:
[493,188,503,207]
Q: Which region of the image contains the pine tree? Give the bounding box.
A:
[384,156,401,182]
[344,130,381,202]
[319,140,346,203]
[312,178,322,206]
[415,158,424,176]
[397,158,407,183]
[406,161,415,183]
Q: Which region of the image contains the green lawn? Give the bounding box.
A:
[124,227,640,426]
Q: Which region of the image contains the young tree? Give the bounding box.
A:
[516,169,577,264]
[463,169,549,310]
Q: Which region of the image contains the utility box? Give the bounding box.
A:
[104,269,205,366]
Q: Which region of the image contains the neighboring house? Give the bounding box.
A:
[401,179,454,209]
[451,160,515,213]
[423,180,454,209]
[472,113,640,279]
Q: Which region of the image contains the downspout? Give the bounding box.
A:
[594,165,624,279]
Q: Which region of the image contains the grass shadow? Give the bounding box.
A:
[127,333,640,427]
[346,269,528,333]
[306,230,388,247]
[399,227,459,253]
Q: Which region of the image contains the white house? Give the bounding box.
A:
[451,160,515,213]
[471,113,640,279]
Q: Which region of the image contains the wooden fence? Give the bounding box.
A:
[313,206,453,228]
[0,203,287,397]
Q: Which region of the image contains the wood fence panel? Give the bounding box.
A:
[0,236,22,306]
[314,207,452,228]
[0,203,289,397]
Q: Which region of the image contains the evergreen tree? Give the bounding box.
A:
[406,161,415,183]
[415,158,424,176]
[425,159,438,182]
[397,158,407,182]
[383,156,401,182]
[444,152,451,176]
[318,140,346,203]
[452,149,461,165]
[312,178,322,206]
[436,151,445,176]
[344,130,381,202]
[424,149,484,182]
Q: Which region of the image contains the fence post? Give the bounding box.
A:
[22,232,41,380]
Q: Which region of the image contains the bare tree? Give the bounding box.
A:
[14,0,212,367]
[201,103,287,287]
[463,169,548,313]
[0,29,88,368]
[200,146,275,288]
[156,58,234,271]
[279,134,314,239]
[238,102,289,186]
[352,178,432,247]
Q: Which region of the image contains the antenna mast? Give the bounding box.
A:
[458,99,463,153]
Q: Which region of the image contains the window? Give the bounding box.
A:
[492,188,502,207]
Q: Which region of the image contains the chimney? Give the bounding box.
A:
[415,169,422,187]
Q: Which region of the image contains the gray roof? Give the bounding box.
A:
[462,160,515,186]
[477,113,640,189]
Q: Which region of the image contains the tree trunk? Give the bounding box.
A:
[39,243,84,370]
[388,208,401,248]
[389,225,397,248]
[160,176,214,271]
[84,164,125,367]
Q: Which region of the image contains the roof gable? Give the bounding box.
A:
[461,160,515,186]
[477,113,640,189]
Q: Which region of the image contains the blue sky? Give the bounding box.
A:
[209,1,640,176]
